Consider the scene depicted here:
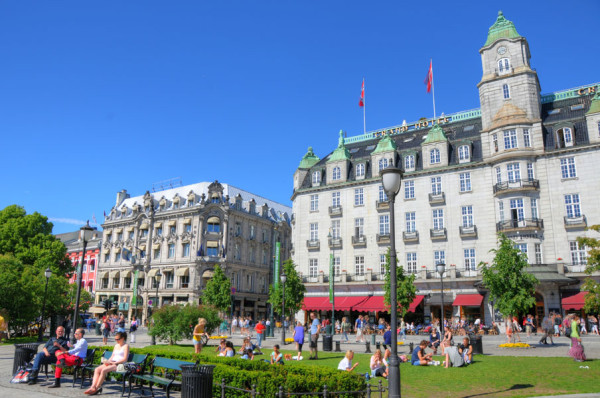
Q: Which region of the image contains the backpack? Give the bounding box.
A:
[11,363,33,384]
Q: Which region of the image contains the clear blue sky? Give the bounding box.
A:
[1,1,598,234]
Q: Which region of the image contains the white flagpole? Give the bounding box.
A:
[431,59,437,120]
[363,78,366,134]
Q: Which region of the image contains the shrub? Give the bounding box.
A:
[149,304,220,345]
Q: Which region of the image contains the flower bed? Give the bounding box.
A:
[285,338,294,343]
[209,335,229,340]
[499,343,531,348]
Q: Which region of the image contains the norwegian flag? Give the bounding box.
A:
[359,79,365,107]
[424,60,433,93]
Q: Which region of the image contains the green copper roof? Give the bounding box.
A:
[371,134,397,154]
[484,11,521,47]
[298,146,320,169]
[586,90,600,115]
[327,130,351,163]
[422,124,448,144]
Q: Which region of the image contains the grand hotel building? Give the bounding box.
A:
[291,12,600,325]
[94,181,291,323]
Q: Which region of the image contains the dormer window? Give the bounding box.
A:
[404,155,415,171]
[556,127,574,148]
[498,58,510,74]
[378,158,389,172]
[503,84,510,99]
[430,148,440,164]
[332,166,341,181]
[355,163,365,178]
[312,171,321,185]
[458,145,470,163]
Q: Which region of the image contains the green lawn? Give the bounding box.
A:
[0,336,38,346]
[151,343,599,397]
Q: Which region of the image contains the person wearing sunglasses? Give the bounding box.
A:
[84,331,129,395]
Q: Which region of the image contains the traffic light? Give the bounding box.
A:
[103,300,109,311]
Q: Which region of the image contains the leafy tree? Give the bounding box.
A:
[480,233,538,318]
[149,304,219,345]
[577,225,600,313]
[383,249,417,318]
[201,265,232,314]
[0,254,37,333]
[268,259,306,320]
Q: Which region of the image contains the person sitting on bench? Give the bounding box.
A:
[48,328,88,388]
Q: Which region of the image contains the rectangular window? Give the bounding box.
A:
[128,231,134,240]
[168,244,175,258]
[379,215,390,235]
[510,198,525,221]
[493,133,498,152]
[431,177,442,195]
[515,243,528,257]
[507,163,521,182]
[464,249,476,271]
[523,128,531,147]
[354,188,364,206]
[309,259,318,277]
[379,254,386,274]
[332,192,341,207]
[432,209,444,230]
[310,223,319,241]
[185,224,191,233]
[113,278,120,288]
[498,200,504,222]
[406,253,417,274]
[182,243,190,257]
[570,241,587,265]
[165,272,174,289]
[405,212,416,232]
[250,225,255,239]
[534,243,542,265]
[333,256,341,276]
[354,218,364,236]
[404,180,415,199]
[404,155,415,170]
[434,250,445,265]
[141,229,148,238]
[117,232,123,241]
[331,220,341,239]
[461,206,473,227]
[564,194,581,218]
[527,163,534,181]
[496,167,502,184]
[504,129,518,149]
[459,172,471,192]
[153,248,160,260]
[355,163,365,177]
[503,84,510,99]
[310,194,319,212]
[115,252,121,262]
[355,256,365,276]
[531,198,538,220]
[180,275,190,288]
[156,227,162,237]
[560,157,577,179]
[378,185,388,202]
[104,253,110,262]
[124,277,131,289]
[207,247,218,257]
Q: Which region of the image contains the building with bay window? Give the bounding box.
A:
[94,180,291,323]
[291,12,600,326]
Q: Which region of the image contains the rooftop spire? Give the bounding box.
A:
[484,11,521,47]
[327,130,351,163]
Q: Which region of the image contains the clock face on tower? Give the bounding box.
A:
[497,46,507,55]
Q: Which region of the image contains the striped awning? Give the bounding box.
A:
[109,270,120,278]
[176,267,189,276]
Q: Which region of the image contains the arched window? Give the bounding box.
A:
[404,155,415,170]
[458,145,470,162]
[312,171,321,185]
[498,58,510,74]
[378,158,388,172]
[355,163,365,177]
[207,216,221,233]
[332,167,341,181]
[430,148,441,164]
[502,84,510,99]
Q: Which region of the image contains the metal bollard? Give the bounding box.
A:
[366,382,371,398]
[409,342,414,354]
[335,341,341,352]
[371,334,376,345]
[365,341,371,353]
[375,342,381,350]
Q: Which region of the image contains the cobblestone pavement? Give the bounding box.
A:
[0,328,598,397]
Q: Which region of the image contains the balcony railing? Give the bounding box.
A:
[459,225,478,238]
[376,233,390,244]
[329,206,343,217]
[306,240,320,250]
[496,218,544,232]
[376,201,389,211]
[564,264,587,273]
[428,192,446,205]
[403,231,419,242]
[328,237,343,249]
[351,235,367,247]
[493,179,539,194]
[564,215,587,229]
[430,228,447,240]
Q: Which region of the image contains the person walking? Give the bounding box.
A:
[293,321,305,360]
[539,314,554,345]
[589,314,599,335]
[341,317,351,342]
[193,318,208,354]
[49,328,88,389]
[255,319,266,349]
[101,316,111,345]
[355,315,365,343]
[129,316,138,343]
[399,318,406,341]
[568,315,586,362]
[308,312,321,360]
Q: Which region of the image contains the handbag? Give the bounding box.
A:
[124,362,142,374]
[565,326,572,338]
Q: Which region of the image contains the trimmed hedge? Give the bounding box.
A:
[90,346,366,397]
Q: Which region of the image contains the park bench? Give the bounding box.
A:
[128,356,195,398]
[68,348,97,387]
[80,350,148,396]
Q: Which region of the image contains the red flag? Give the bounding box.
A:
[359,79,365,107]
[424,60,433,93]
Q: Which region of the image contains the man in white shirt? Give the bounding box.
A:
[49,328,88,388]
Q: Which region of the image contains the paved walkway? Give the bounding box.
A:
[0,328,598,397]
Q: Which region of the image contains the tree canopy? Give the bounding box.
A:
[480,233,538,318]
[268,259,306,320]
[383,249,417,319]
[577,225,600,313]
[201,264,232,314]
[149,304,220,345]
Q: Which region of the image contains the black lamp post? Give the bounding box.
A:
[381,167,403,398]
[280,271,287,345]
[151,270,162,345]
[436,263,446,332]
[38,267,52,342]
[73,221,94,343]
[327,231,335,336]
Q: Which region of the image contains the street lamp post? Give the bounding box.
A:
[151,270,162,346]
[280,271,287,345]
[436,263,446,332]
[381,167,403,398]
[328,231,335,337]
[73,221,94,343]
[38,267,52,342]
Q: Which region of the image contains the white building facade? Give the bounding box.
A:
[291,12,600,325]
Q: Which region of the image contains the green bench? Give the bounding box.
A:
[128,356,195,398]
[80,350,148,396]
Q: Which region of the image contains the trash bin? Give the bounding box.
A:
[95,322,101,336]
[470,334,483,355]
[13,343,40,374]
[370,334,376,345]
[322,334,333,351]
[180,364,215,398]
[325,325,333,335]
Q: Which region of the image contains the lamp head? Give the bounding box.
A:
[380,168,403,198]
[280,272,287,284]
[44,267,52,279]
[436,263,446,275]
[155,270,162,283]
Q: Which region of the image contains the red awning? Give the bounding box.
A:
[452,294,484,307]
[408,295,426,312]
[357,296,385,312]
[336,296,370,311]
[562,292,588,310]
[302,296,330,311]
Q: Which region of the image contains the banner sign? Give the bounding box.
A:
[274,241,281,288]
[131,269,139,307]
